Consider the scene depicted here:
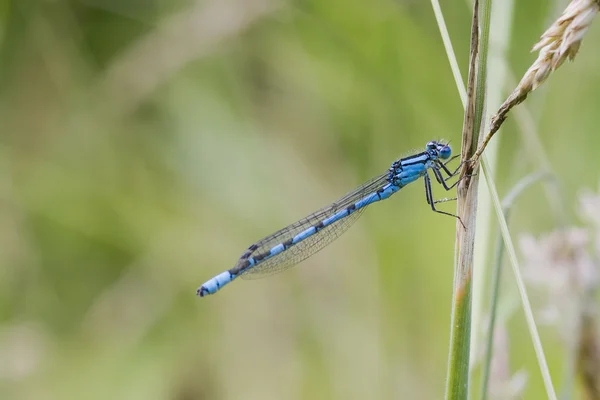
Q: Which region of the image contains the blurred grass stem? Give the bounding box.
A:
[480,160,557,399]
[430,0,467,103]
[480,172,552,400]
[98,0,278,116]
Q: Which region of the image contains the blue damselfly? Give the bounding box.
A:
[198,140,461,297]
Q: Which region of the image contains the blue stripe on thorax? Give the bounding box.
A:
[400,152,429,167]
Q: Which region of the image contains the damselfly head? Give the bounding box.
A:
[426,141,452,160]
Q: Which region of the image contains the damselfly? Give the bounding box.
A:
[198,140,461,297]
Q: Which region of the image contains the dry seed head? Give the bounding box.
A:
[521,0,599,91]
[477,0,599,163]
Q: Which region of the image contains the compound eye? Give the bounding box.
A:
[426,141,436,150]
[439,145,452,160]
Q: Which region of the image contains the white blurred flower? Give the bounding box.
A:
[518,184,600,398]
[519,228,598,329]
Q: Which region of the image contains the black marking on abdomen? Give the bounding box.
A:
[253,252,267,262]
[240,251,252,259]
[232,261,250,274]
[283,238,294,249]
[240,243,259,259]
[314,220,325,232]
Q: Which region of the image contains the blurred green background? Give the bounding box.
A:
[1,0,599,399]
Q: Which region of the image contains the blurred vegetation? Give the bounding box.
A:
[1,0,599,399]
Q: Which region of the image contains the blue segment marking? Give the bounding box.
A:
[197,140,458,297]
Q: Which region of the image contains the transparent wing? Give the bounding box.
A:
[240,207,367,279]
[237,173,390,279]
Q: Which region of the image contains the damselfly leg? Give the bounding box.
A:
[423,170,465,229]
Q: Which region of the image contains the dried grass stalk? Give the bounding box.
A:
[445,1,481,397]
